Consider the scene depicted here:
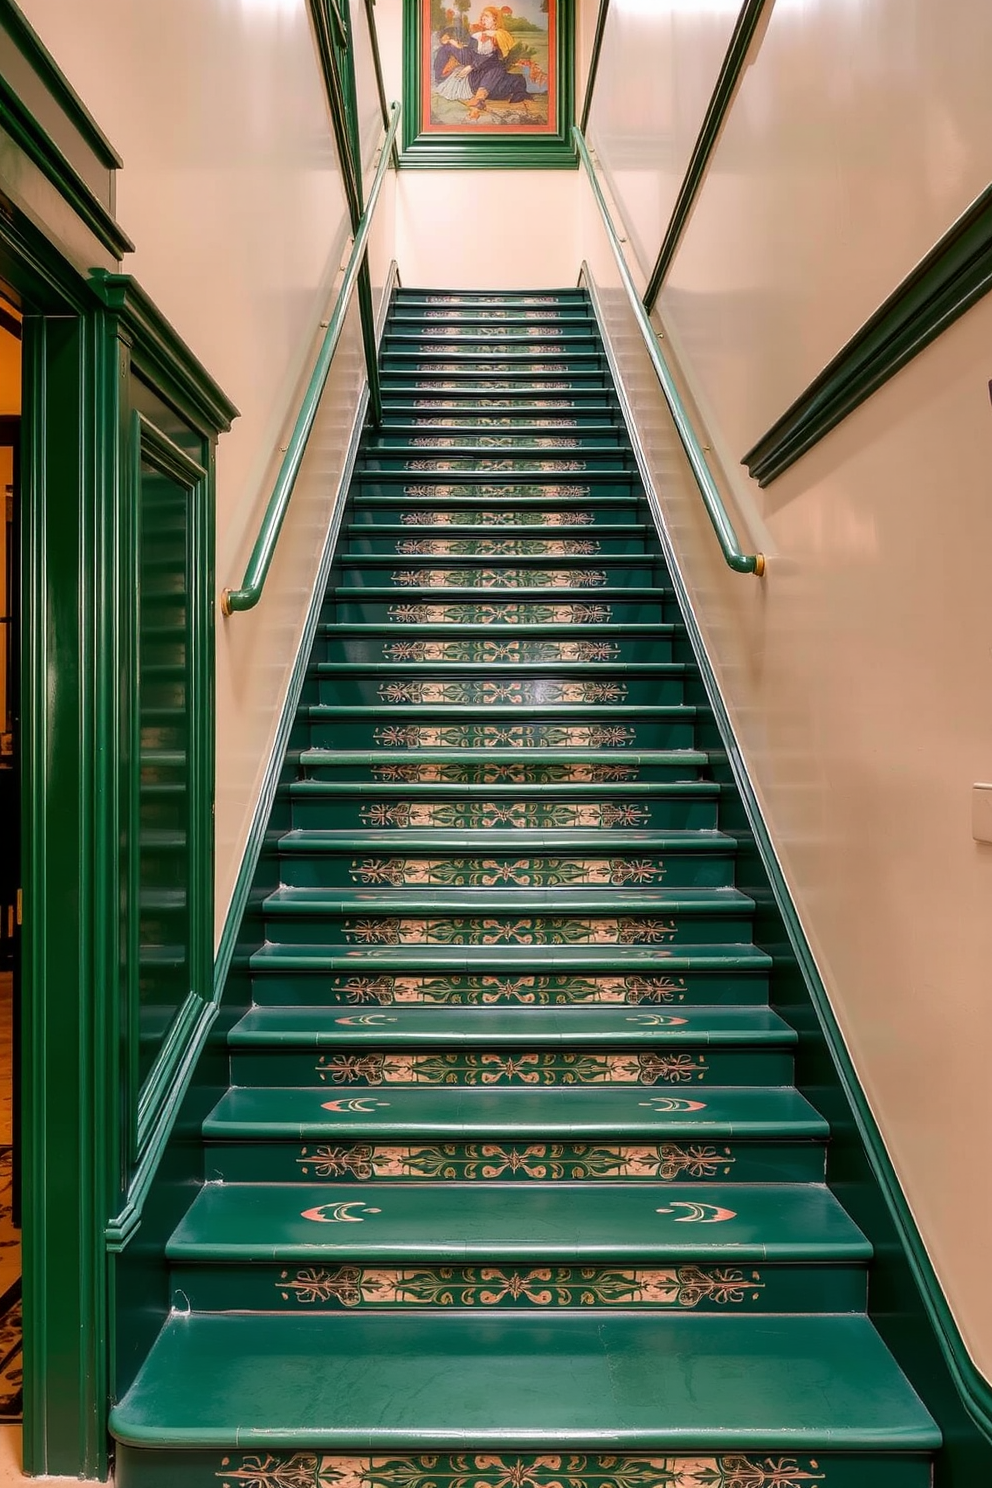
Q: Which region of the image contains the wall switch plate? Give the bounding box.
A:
[972,783,992,843]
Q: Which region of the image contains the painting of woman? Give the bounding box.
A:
[424,0,555,131]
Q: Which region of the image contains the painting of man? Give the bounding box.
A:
[423,0,556,131]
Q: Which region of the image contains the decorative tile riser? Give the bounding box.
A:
[288,798,718,834]
[390,312,599,325]
[370,433,626,451]
[277,853,736,891]
[344,535,647,555]
[171,1262,866,1315]
[380,376,614,393]
[293,761,709,786]
[303,720,700,752]
[317,638,676,664]
[248,971,770,1009]
[350,479,635,500]
[205,1140,827,1185]
[360,458,630,477]
[350,507,643,526]
[336,565,658,589]
[379,415,619,431]
[114,1447,934,1488]
[312,678,686,707]
[328,600,677,626]
[262,914,755,949]
[383,337,604,353]
[229,1048,794,1089]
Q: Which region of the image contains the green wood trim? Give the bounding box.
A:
[583,261,992,1464]
[0,0,122,167]
[643,0,768,311]
[743,183,992,486]
[0,71,134,259]
[400,0,576,169]
[574,134,763,577]
[222,107,399,614]
[88,269,238,435]
[578,0,610,134]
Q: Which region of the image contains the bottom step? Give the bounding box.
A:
[115,1447,935,1488]
[110,1312,938,1452]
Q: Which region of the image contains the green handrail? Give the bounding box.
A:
[573,125,764,578]
[222,101,401,616]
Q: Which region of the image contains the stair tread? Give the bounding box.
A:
[204,1084,826,1139]
[229,1004,795,1046]
[110,1311,938,1450]
[168,1181,870,1262]
[261,885,753,914]
[250,943,773,970]
[275,829,732,850]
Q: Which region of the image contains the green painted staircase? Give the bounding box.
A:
[111,290,940,1488]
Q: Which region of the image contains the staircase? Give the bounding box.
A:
[111,290,940,1488]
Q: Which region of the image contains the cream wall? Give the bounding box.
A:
[373,0,593,288]
[20,0,392,938]
[582,0,992,1383]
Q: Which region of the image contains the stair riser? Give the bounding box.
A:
[381,375,614,393]
[229,1047,794,1088]
[368,433,628,451]
[170,1261,866,1315]
[389,314,598,328]
[302,720,701,751]
[114,1447,934,1488]
[344,534,648,554]
[359,455,631,474]
[291,760,708,785]
[328,599,678,625]
[336,563,659,588]
[261,911,755,949]
[350,504,643,525]
[316,636,677,663]
[380,412,619,428]
[248,970,771,1008]
[382,391,620,407]
[310,676,687,707]
[350,476,639,496]
[276,850,736,891]
[204,1139,828,1184]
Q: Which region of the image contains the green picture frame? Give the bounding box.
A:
[401,0,576,169]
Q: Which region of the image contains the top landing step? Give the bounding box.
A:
[396,289,588,302]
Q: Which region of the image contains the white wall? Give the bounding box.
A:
[20,0,391,938]
[583,0,992,1382]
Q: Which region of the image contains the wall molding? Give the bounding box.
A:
[743,183,992,486]
[583,262,992,1459]
[643,0,769,311]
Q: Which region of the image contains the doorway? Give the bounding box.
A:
[0,286,22,1425]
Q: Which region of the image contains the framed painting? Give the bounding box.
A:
[401,0,575,168]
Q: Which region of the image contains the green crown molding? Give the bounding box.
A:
[0,0,122,168]
[89,269,239,436]
[400,0,576,170]
[0,73,134,259]
[642,0,769,311]
[582,262,992,1462]
[742,183,992,486]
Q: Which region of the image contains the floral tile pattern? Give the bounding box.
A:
[387,603,613,624]
[394,539,600,556]
[356,802,649,829]
[380,640,618,663]
[314,1050,705,1087]
[348,856,664,888]
[341,918,677,947]
[404,459,585,472]
[390,568,608,588]
[329,974,688,1006]
[409,437,581,449]
[400,485,591,500]
[375,680,627,706]
[275,1265,763,1310]
[369,762,639,783]
[372,724,635,749]
[295,1142,736,1182]
[215,1453,825,1488]
[398,512,595,527]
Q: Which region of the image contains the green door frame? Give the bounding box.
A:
[1,193,234,1479]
